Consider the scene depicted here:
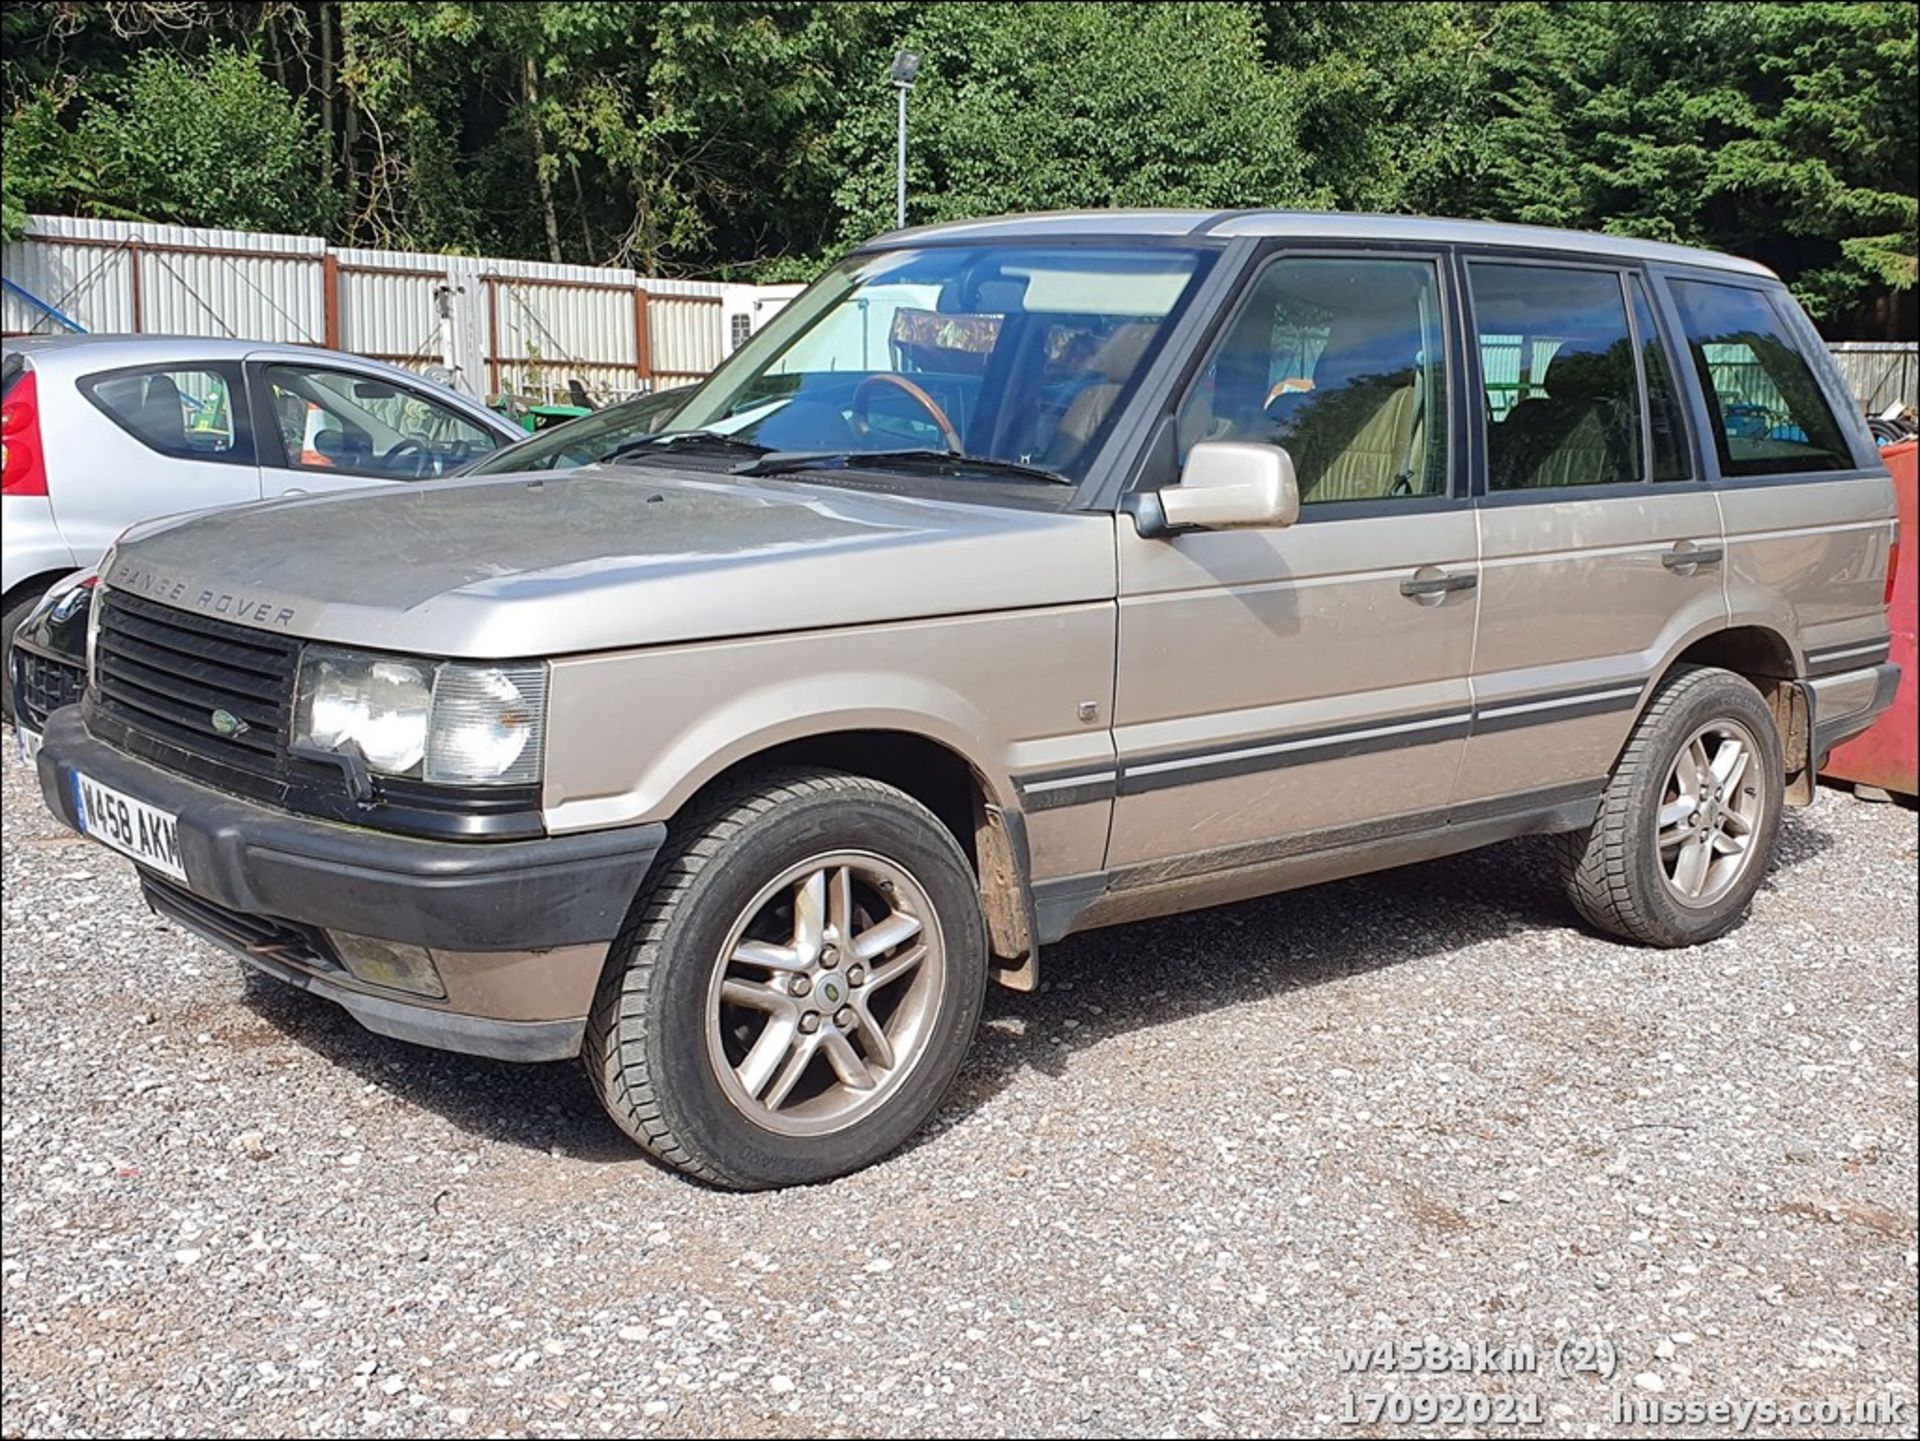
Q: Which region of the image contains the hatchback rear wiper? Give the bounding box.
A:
[735,447,1073,486]
[607,430,772,463]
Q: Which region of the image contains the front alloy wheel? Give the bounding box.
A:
[708,853,945,1134]
[585,769,987,1189]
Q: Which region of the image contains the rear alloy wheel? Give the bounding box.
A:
[1654,719,1768,909]
[1561,664,1785,947]
[585,768,986,1188]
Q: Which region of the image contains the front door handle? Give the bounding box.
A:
[1662,542,1724,573]
[1400,568,1478,599]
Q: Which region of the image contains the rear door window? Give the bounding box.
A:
[1667,279,1853,477]
[80,364,252,464]
[1467,262,1644,491]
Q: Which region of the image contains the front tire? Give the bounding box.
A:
[1561,665,1784,947]
[584,768,987,1188]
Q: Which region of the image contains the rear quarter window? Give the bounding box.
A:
[80,363,253,465]
[1667,279,1854,478]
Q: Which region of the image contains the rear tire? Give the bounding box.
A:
[1560,665,1784,947]
[583,767,987,1189]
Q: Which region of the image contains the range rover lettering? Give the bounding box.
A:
[35,211,1900,1188]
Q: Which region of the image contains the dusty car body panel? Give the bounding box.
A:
[542,594,1119,878]
[1721,476,1898,665]
[1107,507,1480,865]
[100,470,1113,657]
[1458,487,1731,802]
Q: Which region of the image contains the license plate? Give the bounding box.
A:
[14,727,41,763]
[73,771,188,883]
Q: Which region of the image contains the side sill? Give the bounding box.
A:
[1031,780,1603,942]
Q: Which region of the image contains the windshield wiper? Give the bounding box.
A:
[735,447,1073,486]
[607,430,772,463]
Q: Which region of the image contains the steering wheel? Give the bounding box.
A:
[381,438,430,477]
[850,374,962,453]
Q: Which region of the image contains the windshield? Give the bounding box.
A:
[661,244,1210,483]
[461,386,692,476]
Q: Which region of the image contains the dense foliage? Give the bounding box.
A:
[2,2,1914,330]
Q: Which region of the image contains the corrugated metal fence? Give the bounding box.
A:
[2,215,775,400]
[1827,343,1918,415]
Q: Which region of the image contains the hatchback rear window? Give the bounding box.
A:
[1667,279,1853,478]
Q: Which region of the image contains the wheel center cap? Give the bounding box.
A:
[817,974,846,1008]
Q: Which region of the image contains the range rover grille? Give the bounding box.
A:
[93,591,299,774]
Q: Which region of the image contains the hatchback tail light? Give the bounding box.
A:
[1888,532,1902,610]
[1,370,48,496]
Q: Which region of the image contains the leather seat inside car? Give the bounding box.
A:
[1173,298,1431,501]
[1040,323,1155,469]
[131,373,184,449]
[1286,372,1422,502]
[1490,349,1635,488]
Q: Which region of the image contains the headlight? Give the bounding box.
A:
[294,647,547,786]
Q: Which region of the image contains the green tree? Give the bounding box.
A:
[1462,2,1917,323]
[102,45,336,235]
[4,45,337,236]
[825,2,1316,248]
[0,1,1913,327]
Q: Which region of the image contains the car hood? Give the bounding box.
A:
[103,465,1115,656]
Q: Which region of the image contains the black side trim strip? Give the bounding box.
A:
[1031,872,1112,945]
[1106,778,1605,892]
[1014,682,1643,809]
[1469,687,1642,735]
[1805,642,1890,679]
[1028,777,1609,941]
[1023,777,1121,813]
[1118,716,1471,795]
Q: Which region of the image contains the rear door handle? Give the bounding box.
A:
[1400,569,1478,598]
[1662,542,1724,572]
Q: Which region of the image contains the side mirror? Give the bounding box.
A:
[1155,441,1300,532]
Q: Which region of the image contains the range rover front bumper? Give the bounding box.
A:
[35,708,665,1062]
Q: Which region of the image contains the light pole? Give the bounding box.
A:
[890,50,921,229]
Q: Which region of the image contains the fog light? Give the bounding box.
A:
[327,932,446,998]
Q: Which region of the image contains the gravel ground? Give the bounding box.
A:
[2,737,1916,1439]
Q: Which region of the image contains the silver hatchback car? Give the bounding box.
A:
[2,335,520,695]
[33,212,1900,1188]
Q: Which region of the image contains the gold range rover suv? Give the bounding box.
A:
[35,211,1900,1187]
